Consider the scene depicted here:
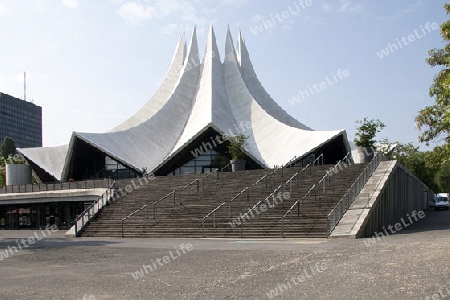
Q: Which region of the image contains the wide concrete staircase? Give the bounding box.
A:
[80,161,367,238]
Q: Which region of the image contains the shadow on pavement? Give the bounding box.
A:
[394,209,450,235]
[0,238,124,249]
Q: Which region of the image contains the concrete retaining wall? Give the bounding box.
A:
[356,162,432,238]
[330,160,433,238]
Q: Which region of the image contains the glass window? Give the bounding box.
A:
[171,149,228,175]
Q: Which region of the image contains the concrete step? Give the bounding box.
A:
[80,163,368,238]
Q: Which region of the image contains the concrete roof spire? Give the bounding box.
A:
[225,26,237,64]
[183,25,199,68]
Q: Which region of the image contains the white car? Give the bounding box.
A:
[435,194,449,210]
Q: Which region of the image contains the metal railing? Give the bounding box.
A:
[202,154,325,238]
[153,191,176,219]
[153,179,200,220]
[202,167,281,237]
[281,153,324,176]
[200,163,232,191]
[73,180,115,237]
[0,179,114,194]
[228,187,249,216]
[239,185,283,237]
[201,171,216,191]
[220,163,232,173]
[281,184,316,237]
[178,179,199,203]
[202,202,227,237]
[282,154,324,194]
[327,151,385,236]
[122,204,148,237]
[202,162,287,236]
[281,153,352,237]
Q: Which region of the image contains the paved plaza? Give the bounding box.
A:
[0,209,449,300]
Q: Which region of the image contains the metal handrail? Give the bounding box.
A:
[326,151,385,236]
[220,162,232,173]
[327,152,353,175]
[153,190,176,219]
[236,153,337,237]
[253,174,268,187]
[73,179,115,237]
[282,153,325,194]
[202,154,324,238]
[153,179,200,220]
[284,155,299,169]
[281,183,317,237]
[342,152,353,165]
[178,179,200,203]
[228,187,249,216]
[239,185,283,237]
[202,168,276,237]
[202,170,269,223]
[281,153,324,176]
[201,169,219,190]
[201,173,214,191]
[0,178,114,194]
[122,204,148,237]
[201,163,232,190]
[202,201,227,237]
[281,154,351,237]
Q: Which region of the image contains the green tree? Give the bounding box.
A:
[0,136,15,158]
[424,145,448,170]
[380,140,439,191]
[354,118,385,147]
[416,3,450,152]
[436,164,450,192]
[227,135,248,160]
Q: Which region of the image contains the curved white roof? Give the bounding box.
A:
[19,26,349,180]
[18,144,68,181]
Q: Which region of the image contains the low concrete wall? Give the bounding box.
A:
[330,160,433,238]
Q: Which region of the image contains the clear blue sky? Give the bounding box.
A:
[0,0,447,149]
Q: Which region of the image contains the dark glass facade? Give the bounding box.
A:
[66,137,141,180]
[105,156,138,179]
[0,201,91,230]
[170,149,229,175]
[0,92,42,148]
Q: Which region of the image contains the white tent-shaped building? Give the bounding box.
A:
[19,26,350,182]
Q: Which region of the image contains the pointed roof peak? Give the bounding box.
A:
[179,31,186,61]
[225,27,236,63]
[237,30,249,66]
[183,25,200,69]
[205,23,220,62]
[226,25,232,37]
[238,29,244,41]
[208,24,216,38]
[191,25,197,39]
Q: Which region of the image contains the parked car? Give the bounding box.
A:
[435,194,449,210]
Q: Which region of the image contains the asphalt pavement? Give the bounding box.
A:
[0,208,449,300]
